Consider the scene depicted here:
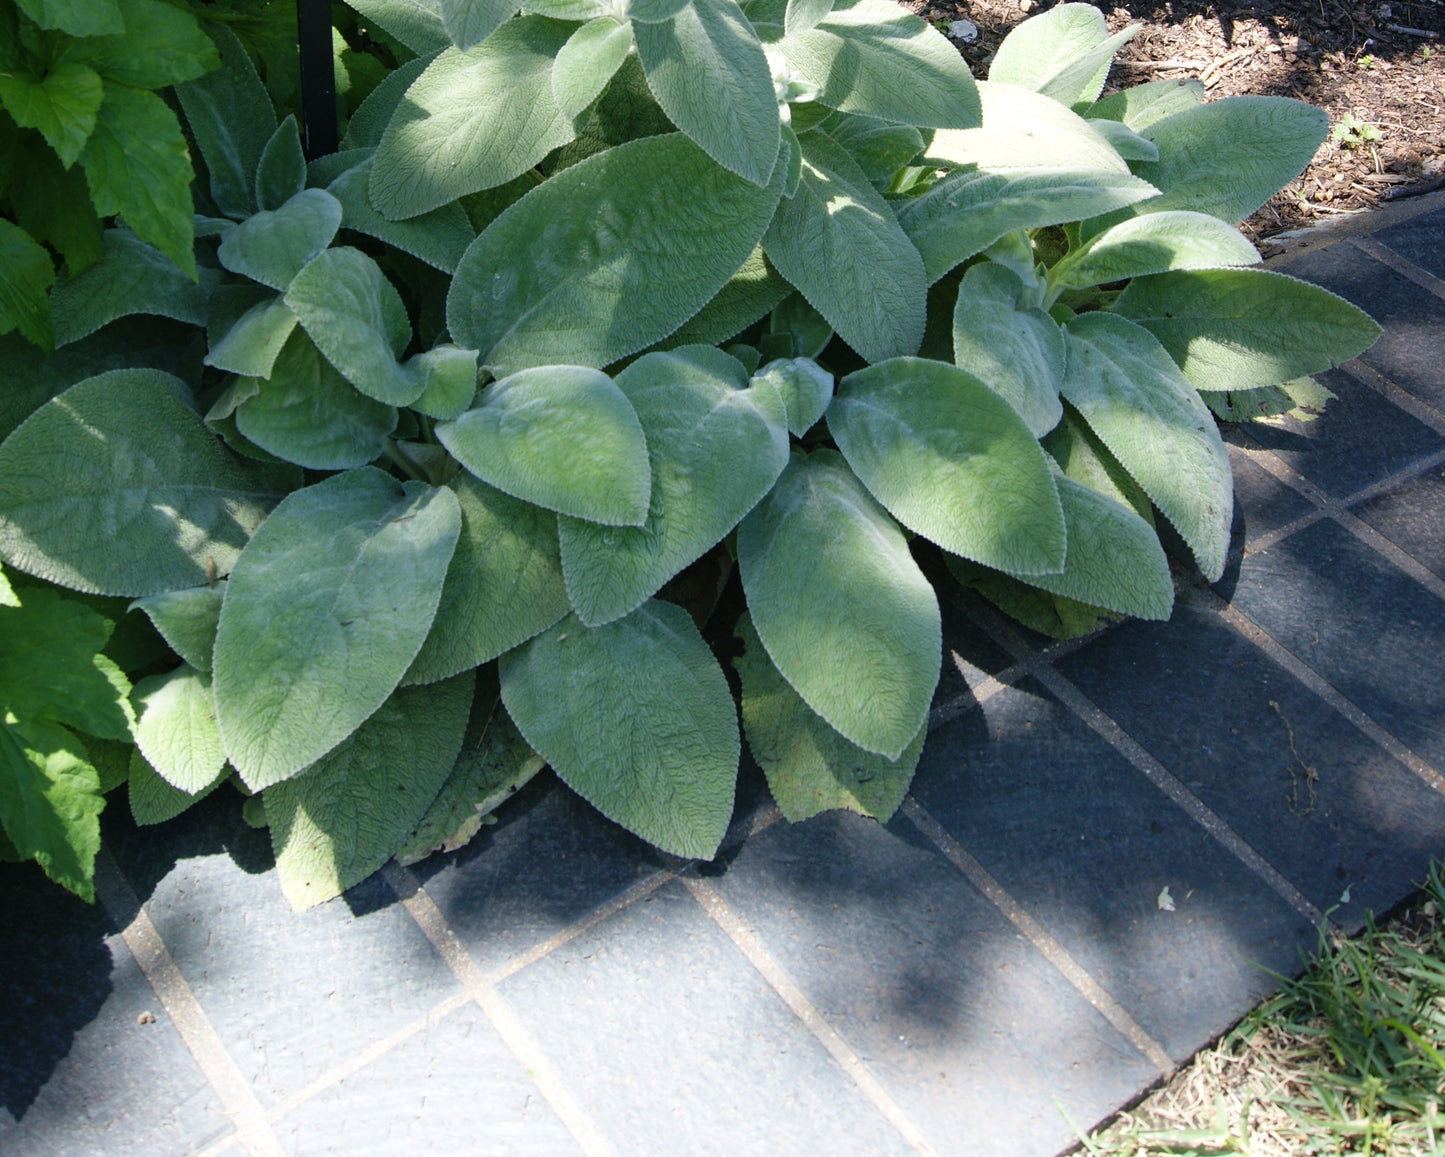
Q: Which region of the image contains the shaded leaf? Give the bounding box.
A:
[0,219,54,351]
[0,62,103,168]
[216,188,344,291]
[1049,210,1258,292]
[327,154,475,274]
[255,115,307,211]
[127,746,224,826]
[128,583,224,672]
[552,17,633,120]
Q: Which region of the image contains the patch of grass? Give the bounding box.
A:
[1069,864,1445,1156]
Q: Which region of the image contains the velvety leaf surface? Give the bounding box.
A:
[127,747,224,826]
[128,583,224,673]
[830,357,1066,574]
[213,468,461,789]
[988,2,1135,107]
[345,0,451,52]
[216,188,344,291]
[437,365,652,525]
[1049,210,1258,291]
[1087,117,1159,162]
[404,474,571,684]
[734,612,923,823]
[922,81,1127,172]
[552,17,633,119]
[326,156,475,274]
[1086,77,1204,130]
[659,247,792,350]
[442,0,519,48]
[341,53,436,150]
[559,346,790,626]
[1112,267,1382,391]
[255,115,307,211]
[763,131,925,363]
[406,347,480,420]
[499,601,739,859]
[204,295,298,379]
[751,357,832,435]
[1042,405,1153,523]
[822,114,924,185]
[447,132,783,373]
[737,449,940,759]
[1061,312,1232,580]
[268,673,474,910]
[130,664,225,792]
[0,370,294,595]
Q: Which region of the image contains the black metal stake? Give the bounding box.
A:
[297,0,338,159]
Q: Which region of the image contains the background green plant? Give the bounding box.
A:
[0,0,1381,906]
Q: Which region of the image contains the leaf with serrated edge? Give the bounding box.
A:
[341,53,437,150]
[1087,118,1158,162]
[0,370,294,596]
[1087,78,1203,131]
[951,262,1064,438]
[128,747,225,826]
[635,0,778,185]
[213,468,461,789]
[1049,210,1258,292]
[326,155,475,275]
[443,0,519,48]
[763,131,925,363]
[1043,404,1153,523]
[404,473,570,684]
[0,716,102,898]
[499,601,739,859]
[821,114,924,186]
[922,82,1127,173]
[560,346,789,626]
[738,449,940,759]
[15,0,122,35]
[785,0,832,35]
[204,296,298,379]
[734,612,922,822]
[830,357,1066,574]
[1061,312,1231,580]
[779,0,979,128]
[131,664,225,792]
[255,115,307,211]
[55,0,218,90]
[407,347,479,420]
[1111,267,1381,391]
[659,247,791,351]
[128,584,224,672]
[989,4,1137,108]
[232,331,398,471]
[436,365,651,525]
[0,220,54,351]
[449,132,784,374]
[553,17,633,120]
[371,20,577,220]
[0,63,103,169]
[751,357,832,436]
[217,189,343,291]
[268,673,474,909]
[346,0,450,52]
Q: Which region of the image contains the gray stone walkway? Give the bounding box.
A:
[5,195,1445,1157]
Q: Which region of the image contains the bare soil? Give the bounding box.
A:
[914,0,1445,246]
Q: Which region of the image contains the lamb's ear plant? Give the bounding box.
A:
[0,1,1381,906]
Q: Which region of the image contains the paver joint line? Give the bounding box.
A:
[1340,356,1445,438]
[681,875,944,1157]
[92,850,287,1157]
[1350,235,1445,304]
[900,798,1177,1075]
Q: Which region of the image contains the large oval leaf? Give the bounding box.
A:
[1111,267,1382,391]
[634,0,779,185]
[268,673,474,910]
[737,449,940,759]
[325,156,475,274]
[0,370,293,596]
[830,358,1066,575]
[499,600,740,859]
[552,17,633,120]
[447,132,784,374]
[559,346,790,626]
[404,473,571,685]
[1048,210,1258,292]
[213,467,462,789]
[1061,312,1232,581]
[1086,77,1204,131]
[436,365,651,525]
[128,583,224,673]
[988,2,1137,108]
[215,189,342,291]
[370,19,578,220]
[762,130,925,363]
[130,664,225,793]
[922,81,1127,173]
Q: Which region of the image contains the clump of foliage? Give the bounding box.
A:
[0,0,1380,907]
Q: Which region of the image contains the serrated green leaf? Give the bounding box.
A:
[763,131,924,363]
[738,449,940,758]
[820,113,922,186]
[213,468,461,789]
[340,52,437,150]
[552,16,633,119]
[58,0,217,90]
[922,81,1127,173]
[988,3,1137,108]
[751,357,832,435]
[269,673,474,909]
[734,611,921,823]
[1050,210,1258,292]
[1086,77,1204,131]
[0,716,102,899]
[559,346,789,626]
[499,601,739,859]
[204,296,298,379]
[658,246,791,350]
[946,553,1114,639]
[50,229,216,347]
[1087,117,1158,162]
[404,474,569,684]
[1111,267,1382,391]
[0,219,55,351]
[626,0,690,20]
[767,292,831,359]
[255,115,307,211]
[442,0,519,48]
[230,331,398,470]
[778,0,979,128]
[0,370,295,596]
[346,0,451,53]
[79,83,196,277]
[5,133,103,274]
[1042,404,1153,523]
[127,746,224,826]
[436,365,652,525]
[371,20,577,220]
[952,262,1064,438]
[15,0,122,35]
[130,664,225,792]
[522,0,607,21]
[635,0,779,185]
[128,583,224,672]
[784,0,832,37]
[0,62,103,168]
[326,154,475,274]
[830,357,1066,573]
[1061,312,1232,580]
[176,24,275,220]
[284,246,420,405]
[217,188,343,291]
[1205,376,1335,424]
[395,675,545,864]
[449,132,784,373]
